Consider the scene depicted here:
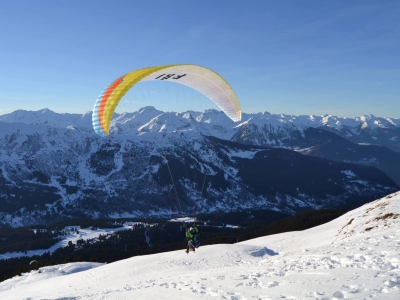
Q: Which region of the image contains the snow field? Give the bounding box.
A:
[0,191,399,299]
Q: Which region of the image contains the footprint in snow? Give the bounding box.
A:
[384,276,400,288]
[235,283,243,287]
[332,291,345,299]
[266,281,280,288]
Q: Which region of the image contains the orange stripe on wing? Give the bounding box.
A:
[98,75,125,133]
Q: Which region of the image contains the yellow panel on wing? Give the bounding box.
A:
[102,66,172,135]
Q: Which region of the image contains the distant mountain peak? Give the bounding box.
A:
[40,108,52,113]
[138,106,160,113]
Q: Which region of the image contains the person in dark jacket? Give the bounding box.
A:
[185,226,199,253]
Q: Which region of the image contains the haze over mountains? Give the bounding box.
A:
[0,108,399,226]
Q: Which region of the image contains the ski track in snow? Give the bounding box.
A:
[1,192,400,299]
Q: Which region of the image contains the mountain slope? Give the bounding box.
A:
[0,121,397,226]
[230,112,400,152]
[1,191,399,299]
[299,127,400,186]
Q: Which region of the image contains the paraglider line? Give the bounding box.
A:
[163,151,184,216]
[193,135,216,222]
[158,175,178,212]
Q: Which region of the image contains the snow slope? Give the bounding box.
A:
[1,191,399,299]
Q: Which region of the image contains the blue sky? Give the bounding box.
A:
[0,0,399,117]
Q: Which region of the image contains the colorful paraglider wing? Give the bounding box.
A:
[92,64,241,136]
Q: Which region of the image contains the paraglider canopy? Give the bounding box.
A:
[92,64,242,136]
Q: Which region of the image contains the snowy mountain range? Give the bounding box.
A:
[2,107,400,149]
[1,191,399,299]
[0,108,399,226]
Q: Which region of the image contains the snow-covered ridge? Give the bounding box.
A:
[1,107,399,138]
[1,191,399,299]
[0,108,93,130]
[2,107,400,154]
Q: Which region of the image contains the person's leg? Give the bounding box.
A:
[194,235,200,247]
[188,240,196,251]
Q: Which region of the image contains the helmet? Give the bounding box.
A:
[189,227,194,233]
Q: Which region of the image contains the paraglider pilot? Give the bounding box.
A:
[186,225,199,253]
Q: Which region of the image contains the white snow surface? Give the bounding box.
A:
[169,217,196,223]
[0,262,104,292]
[1,191,400,299]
